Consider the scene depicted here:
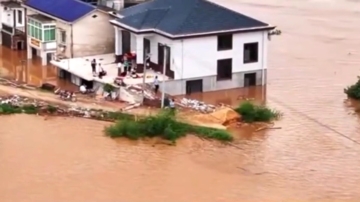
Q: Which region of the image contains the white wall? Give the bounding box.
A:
[171,31,268,80]
[124,32,173,64]
[1,6,14,26]
[147,34,173,63]
[15,8,25,28]
[0,6,25,27]
[113,30,268,81]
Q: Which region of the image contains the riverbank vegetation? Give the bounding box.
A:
[344,77,360,99]
[0,103,55,115]
[235,101,281,123]
[104,110,233,143]
[0,101,233,143]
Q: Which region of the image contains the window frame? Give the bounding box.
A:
[217,34,233,51]
[59,30,66,43]
[217,58,233,81]
[27,18,56,42]
[17,10,23,25]
[243,42,259,64]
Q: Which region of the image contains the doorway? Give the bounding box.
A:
[81,79,93,89]
[31,47,37,56]
[158,43,174,78]
[16,41,23,50]
[46,53,53,63]
[1,32,11,48]
[58,69,71,80]
[121,30,130,54]
[244,72,256,87]
[186,79,203,95]
[143,38,150,63]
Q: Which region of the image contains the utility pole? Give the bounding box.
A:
[141,47,148,105]
[161,45,167,108]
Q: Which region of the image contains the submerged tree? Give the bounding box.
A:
[344,76,360,99]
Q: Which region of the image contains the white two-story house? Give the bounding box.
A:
[22,0,115,66]
[110,0,276,95]
[0,0,26,50]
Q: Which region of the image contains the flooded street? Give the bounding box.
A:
[2,0,360,201]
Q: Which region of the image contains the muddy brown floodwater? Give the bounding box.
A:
[2,0,360,201]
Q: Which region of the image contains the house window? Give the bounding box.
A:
[60,30,66,43]
[27,19,42,40]
[43,25,56,42]
[244,42,258,63]
[17,10,22,24]
[27,18,55,42]
[217,59,232,80]
[217,34,232,51]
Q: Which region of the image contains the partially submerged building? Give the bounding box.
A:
[0,0,26,50]
[50,0,276,97]
[110,0,275,95]
[22,0,115,66]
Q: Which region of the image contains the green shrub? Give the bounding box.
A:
[344,77,360,99]
[22,104,38,114]
[104,110,233,142]
[235,101,280,123]
[47,105,57,114]
[103,111,134,120]
[0,104,22,114]
[103,83,116,93]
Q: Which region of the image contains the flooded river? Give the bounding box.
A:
[2,0,360,201]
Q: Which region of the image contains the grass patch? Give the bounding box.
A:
[104,110,233,143]
[0,103,22,114]
[102,111,134,120]
[344,76,360,99]
[0,103,232,143]
[46,105,57,114]
[0,103,39,115]
[22,104,38,114]
[234,101,281,123]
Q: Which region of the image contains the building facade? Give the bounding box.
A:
[111,0,275,95]
[23,0,115,66]
[158,31,268,95]
[0,0,26,50]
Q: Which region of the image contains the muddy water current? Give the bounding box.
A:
[2,0,360,201]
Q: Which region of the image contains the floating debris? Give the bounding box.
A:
[178,98,216,113]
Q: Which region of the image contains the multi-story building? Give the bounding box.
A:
[0,0,26,50]
[22,0,115,66]
[110,0,277,95]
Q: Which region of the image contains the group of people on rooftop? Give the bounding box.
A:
[90,59,107,79]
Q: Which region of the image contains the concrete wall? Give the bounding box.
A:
[0,6,25,28]
[113,29,269,95]
[171,31,268,80]
[161,69,267,95]
[71,10,115,57]
[56,19,71,57]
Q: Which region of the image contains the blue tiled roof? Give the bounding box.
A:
[25,0,95,22]
[116,0,271,36]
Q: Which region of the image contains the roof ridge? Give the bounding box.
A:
[151,7,170,29]
[175,0,200,34]
[73,0,96,9]
[204,0,268,25]
[140,9,150,28]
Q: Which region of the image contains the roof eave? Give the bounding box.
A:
[110,20,276,40]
